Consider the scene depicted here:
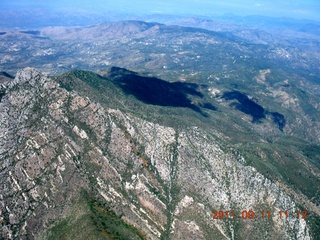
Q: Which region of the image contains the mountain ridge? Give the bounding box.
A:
[0,67,316,239]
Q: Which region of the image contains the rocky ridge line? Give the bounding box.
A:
[0,68,311,239]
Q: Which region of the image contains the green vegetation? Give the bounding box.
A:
[240,140,320,203]
[46,190,145,240]
[307,213,320,239]
[87,197,145,240]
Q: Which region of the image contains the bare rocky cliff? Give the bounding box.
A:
[0,68,311,239]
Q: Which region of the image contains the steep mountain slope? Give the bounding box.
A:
[0,68,315,239]
[54,67,320,216]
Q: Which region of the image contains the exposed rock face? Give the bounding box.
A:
[0,68,311,239]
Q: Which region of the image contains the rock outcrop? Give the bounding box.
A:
[0,68,311,239]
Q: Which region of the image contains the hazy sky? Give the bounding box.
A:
[1,0,320,21]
